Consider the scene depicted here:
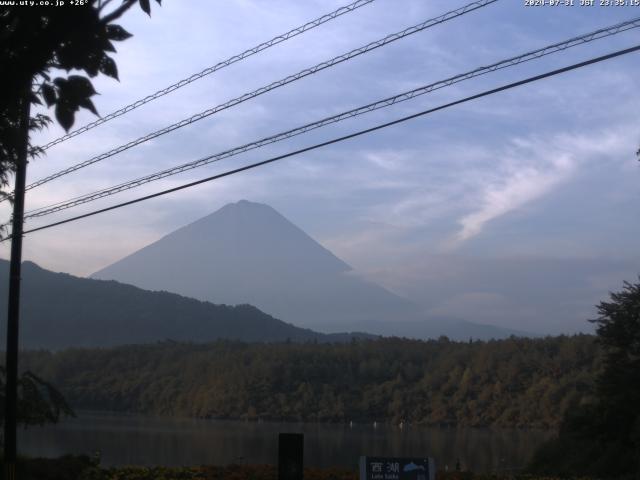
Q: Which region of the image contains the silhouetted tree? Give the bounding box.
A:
[530,278,640,478]
[0,0,161,439]
[0,366,73,430]
[591,279,640,468]
[0,0,161,198]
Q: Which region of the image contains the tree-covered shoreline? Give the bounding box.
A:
[20,335,599,429]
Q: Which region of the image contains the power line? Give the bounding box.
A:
[10,44,639,240]
[39,0,377,151]
[22,16,640,220]
[20,0,498,195]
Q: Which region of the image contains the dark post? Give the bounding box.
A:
[4,87,31,478]
[278,433,304,480]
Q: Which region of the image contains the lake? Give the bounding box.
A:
[19,412,552,472]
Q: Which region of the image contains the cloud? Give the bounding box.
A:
[444,125,635,250]
[449,152,574,248]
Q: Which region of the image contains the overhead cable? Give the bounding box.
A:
[39,0,378,151]
[23,16,640,219]
[10,44,639,239]
[20,0,498,195]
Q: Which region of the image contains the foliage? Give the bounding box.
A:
[591,280,640,429]
[529,279,640,478]
[0,456,606,480]
[0,365,74,428]
[21,335,600,428]
[0,0,160,197]
[0,0,157,456]
[3,454,98,480]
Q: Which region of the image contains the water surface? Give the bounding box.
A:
[19,412,552,472]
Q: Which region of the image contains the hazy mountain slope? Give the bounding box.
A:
[0,260,367,349]
[92,200,420,329]
[92,200,528,340]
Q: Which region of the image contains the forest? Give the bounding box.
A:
[21,334,599,428]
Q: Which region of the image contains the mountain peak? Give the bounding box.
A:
[157,200,350,272]
[233,199,261,207]
[220,199,271,211]
[91,200,417,331]
[196,199,283,226]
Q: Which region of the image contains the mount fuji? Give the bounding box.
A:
[92,200,526,340]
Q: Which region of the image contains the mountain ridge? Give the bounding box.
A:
[0,259,373,349]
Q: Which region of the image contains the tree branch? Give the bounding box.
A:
[98,0,116,12]
[100,0,137,24]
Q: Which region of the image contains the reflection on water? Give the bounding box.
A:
[19,412,552,472]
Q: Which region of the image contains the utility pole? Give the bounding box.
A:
[4,85,31,480]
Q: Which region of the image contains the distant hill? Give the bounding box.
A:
[0,260,370,349]
[92,200,529,340]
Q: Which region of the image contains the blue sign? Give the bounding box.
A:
[359,457,435,480]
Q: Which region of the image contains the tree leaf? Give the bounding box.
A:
[55,40,93,72]
[79,98,99,117]
[139,0,151,16]
[30,93,42,106]
[99,55,118,80]
[55,102,75,132]
[66,75,97,98]
[83,52,101,78]
[42,84,57,107]
[106,24,133,41]
[103,39,117,53]
[29,114,52,132]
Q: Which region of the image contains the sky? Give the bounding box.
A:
[1,0,639,335]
